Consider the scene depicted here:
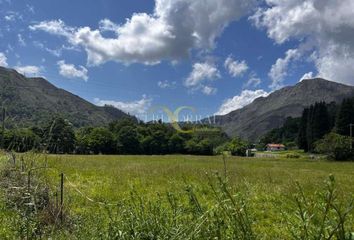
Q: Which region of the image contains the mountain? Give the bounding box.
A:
[0,67,133,128]
[214,78,354,141]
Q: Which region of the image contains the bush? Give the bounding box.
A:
[315,132,353,161]
[216,137,248,156]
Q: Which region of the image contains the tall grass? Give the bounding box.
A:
[0,153,353,239]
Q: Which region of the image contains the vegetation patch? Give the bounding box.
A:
[0,153,353,239]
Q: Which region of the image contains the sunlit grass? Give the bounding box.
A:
[1,153,353,239]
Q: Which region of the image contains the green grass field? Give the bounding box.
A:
[1,153,353,239]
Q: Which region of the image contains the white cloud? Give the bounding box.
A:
[0,52,8,67]
[94,95,152,115]
[17,34,26,46]
[244,72,261,88]
[157,80,176,89]
[224,56,248,77]
[184,62,220,94]
[252,0,354,85]
[216,89,269,115]
[14,65,42,77]
[185,62,220,87]
[98,19,120,34]
[4,15,15,21]
[57,60,88,81]
[34,41,79,57]
[268,48,301,90]
[4,11,22,22]
[30,19,74,38]
[202,86,217,95]
[314,45,354,85]
[299,72,314,82]
[30,0,257,65]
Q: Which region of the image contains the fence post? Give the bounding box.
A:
[27,171,31,192]
[60,173,64,223]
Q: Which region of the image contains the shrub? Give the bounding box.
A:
[315,132,353,161]
[216,137,248,156]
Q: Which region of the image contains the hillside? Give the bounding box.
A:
[215,78,354,141]
[0,67,133,128]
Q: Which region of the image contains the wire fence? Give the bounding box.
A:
[1,151,119,210]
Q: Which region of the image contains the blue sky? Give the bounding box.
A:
[1,0,353,120]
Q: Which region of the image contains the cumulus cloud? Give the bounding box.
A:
[244,72,261,88]
[224,56,248,77]
[185,62,220,87]
[94,95,152,115]
[252,0,354,85]
[0,52,8,67]
[30,0,257,65]
[184,62,220,94]
[15,65,42,77]
[57,60,88,81]
[216,89,269,115]
[268,48,301,90]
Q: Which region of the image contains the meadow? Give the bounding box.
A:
[0,153,353,239]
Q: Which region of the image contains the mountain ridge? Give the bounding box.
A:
[0,66,133,128]
[214,78,354,141]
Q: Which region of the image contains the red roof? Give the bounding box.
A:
[267,144,285,148]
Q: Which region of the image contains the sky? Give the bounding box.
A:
[1,0,354,120]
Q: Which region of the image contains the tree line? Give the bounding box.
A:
[0,117,239,156]
[260,97,354,160]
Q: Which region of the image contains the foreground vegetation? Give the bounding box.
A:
[0,153,353,239]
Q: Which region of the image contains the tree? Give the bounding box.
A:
[75,127,93,154]
[116,126,140,154]
[168,133,185,153]
[228,137,248,156]
[108,118,137,133]
[184,138,213,155]
[259,117,300,149]
[315,133,353,161]
[216,137,248,156]
[43,117,76,154]
[87,127,114,154]
[185,138,201,155]
[198,139,213,155]
[150,130,169,154]
[299,102,331,152]
[298,108,309,151]
[335,98,354,136]
[313,102,331,140]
